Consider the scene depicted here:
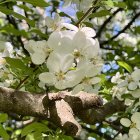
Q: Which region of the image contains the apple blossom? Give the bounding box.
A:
[120,112,140,139]
[45,13,63,31]
[39,52,84,89]
[24,40,48,65]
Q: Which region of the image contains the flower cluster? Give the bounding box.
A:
[120,112,140,140]
[0,42,17,87]
[111,69,140,100]
[25,24,102,92]
[111,70,140,140]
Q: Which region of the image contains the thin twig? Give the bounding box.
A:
[101,11,140,46]
[16,67,38,90]
[96,8,123,38]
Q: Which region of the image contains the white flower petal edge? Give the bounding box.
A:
[120,118,131,127]
[39,72,56,85]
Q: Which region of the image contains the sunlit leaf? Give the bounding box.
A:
[0,6,35,27]
[0,124,9,140]
[17,0,49,7]
[117,61,132,73]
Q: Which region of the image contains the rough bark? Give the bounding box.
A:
[77,98,126,124]
[0,87,125,136]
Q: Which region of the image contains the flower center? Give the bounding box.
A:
[130,122,136,128]
[55,71,65,81]
[83,77,91,84]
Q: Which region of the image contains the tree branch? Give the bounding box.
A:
[96,8,123,38]
[0,87,102,136]
[77,98,126,124]
[101,11,140,46]
[0,87,126,136]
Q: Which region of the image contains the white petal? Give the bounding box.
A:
[81,27,96,37]
[39,72,56,84]
[72,84,84,94]
[54,13,60,22]
[131,69,140,81]
[47,31,61,50]
[131,112,140,124]
[129,128,139,139]
[24,40,35,54]
[47,53,74,73]
[57,37,74,53]
[73,31,86,49]
[128,82,137,90]
[31,52,46,65]
[55,80,67,90]
[84,84,95,93]
[124,99,134,106]
[65,69,85,87]
[60,54,74,72]
[120,118,131,127]
[45,16,54,28]
[47,53,61,72]
[85,38,99,58]
[38,81,45,89]
[136,122,140,130]
[86,65,101,77]
[118,80,128,88]
[132,89,140,98]
[91,77,101,85]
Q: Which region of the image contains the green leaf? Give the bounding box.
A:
[0,24,28,37]
[114,2,127,9]
[17,4,32,12]
[25,133,34,140]
[88,10,111,18]
[21,122,49,137]
[104,0,114,7]
[17,0,49,7]
[129,55,140,64]
[5,57,27,69]
[134,26,140,34]
[60,135,73,140]
[76,11,84,19]
[0,124,10,140]
[117,61,132,73]
[59,12,75,22]
[83,22,93,28]
[0,6,35,27]
[32,132,42,140]
[0,114,8,123]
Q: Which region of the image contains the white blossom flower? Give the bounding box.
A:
[115,134,131,140]
[120,112,140,139]
[45,13,63,31]
[60,23,96,38]
[111,72,122,83]
[131,89,140,98]
[39,52,84,89]
[72,60,101,93]
[111,86,128,100]
[0,41,13,57]
[125,69,140,90]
